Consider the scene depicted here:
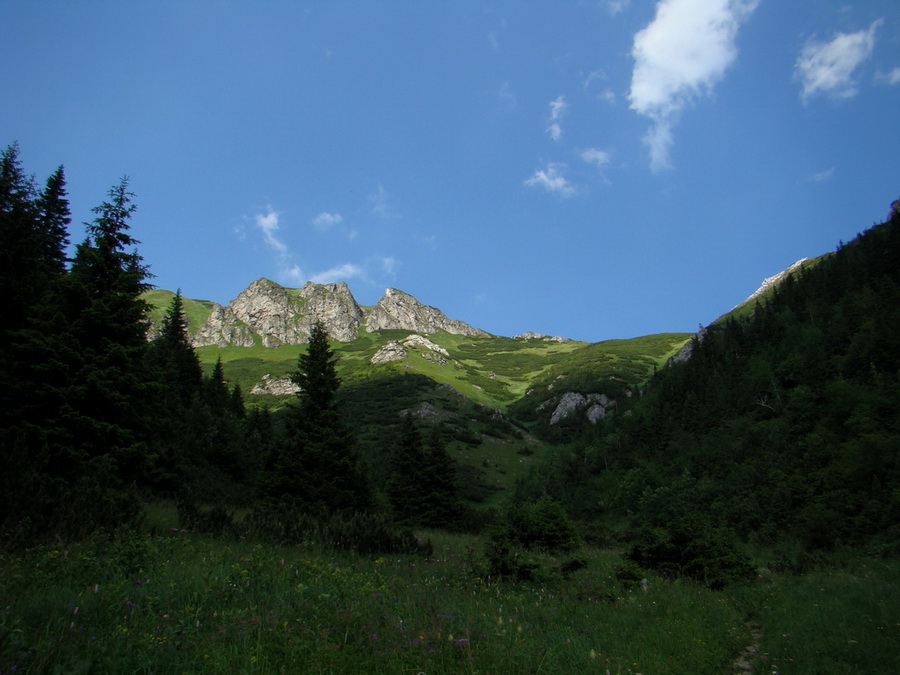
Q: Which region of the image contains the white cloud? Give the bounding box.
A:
[628,0,759,171]
[369,184,397,218]
[499,81,517,107]
[546,95,568,141]
[252,207,311,285]
[581,148,612,168]
[255,207,286,253]
[795,20,881,101]
[310,262,366,284]
[808,166,836,183]
[282,264,306,285]
[312,211,343,229]
[583,71,616,104]
[378,256,398,275]
[875,66,900,86]
[524,163,575,198]
[607,0,631,15]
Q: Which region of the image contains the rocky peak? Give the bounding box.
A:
[366,288,489,337]
[193,278,365,347]
[228,278,299,347]
[295,281,365,342]
[190,280,486,348]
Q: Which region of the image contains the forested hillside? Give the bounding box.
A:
[519,207,900,560]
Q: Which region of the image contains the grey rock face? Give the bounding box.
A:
[192,278,365,347]
[370,333,454,365]
[550,392,614,425]
[296,281,365,343]
[190,280,484,348]
[228,278,303,347]
[250,374,300,396]
[366,288,489,337]
[192,303,256,347]
[371,340,408,364]
[514,332,566,342]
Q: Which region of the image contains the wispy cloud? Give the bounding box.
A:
[628,0,759,171]
[369,184,398,218]
[583,71,616,104]
[310,262,366,284]
[581,148,612,168]
[312,211,343,229]
[808,166,836,183]
[378,256,398,275]
[795,19,881,101]
[546,95,568,141]
[606,0,631,16]
[254,206,306,284]
[525,163,575,198]
[875,66,900,86]
[255,207,286,254]
[499,81,517,107]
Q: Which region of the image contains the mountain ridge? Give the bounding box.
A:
[147,279,491,348]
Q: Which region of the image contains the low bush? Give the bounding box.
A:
[626,514,756,589]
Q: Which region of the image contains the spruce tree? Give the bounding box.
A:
[58,177,153,492]
[151,290,203,406]
[421,427,461,528]
[387,416,428,524]
[265,320,371,515]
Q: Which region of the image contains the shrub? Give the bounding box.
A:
[483,495,581,581]
[626,514,756,589]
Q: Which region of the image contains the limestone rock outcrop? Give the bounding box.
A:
[549,392,614,425]
[250,374,301,396]
[366,288,489,337]
[192,278,364,347]
[514,332,566,342]
[370,341,408,364]
[190,280,485,348]
[192,304,256,347]
[370,333,454,365]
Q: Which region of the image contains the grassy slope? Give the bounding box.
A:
[143,289,688,411]
[3,524,895,674]
[143,289,218,333]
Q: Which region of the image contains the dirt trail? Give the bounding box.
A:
[733,624,763,674]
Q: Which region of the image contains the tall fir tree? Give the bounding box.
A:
[151,290,203,407]
[421,427,461,528]
[264,320,371,515]
[387,416,428,525]
[52,177,153,508]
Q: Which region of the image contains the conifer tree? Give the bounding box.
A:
[204,356,230,410]
[59,176,153,487]
[36,166,71,275]
[265,320,371,515]
[151,290,203,406]
[421,427,461,528]
[387,416,428,524]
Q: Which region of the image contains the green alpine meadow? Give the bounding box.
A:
[2,143,899,673]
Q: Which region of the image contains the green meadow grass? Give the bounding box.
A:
[3,520,896,674]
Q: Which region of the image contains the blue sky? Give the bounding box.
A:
[3,1,899,341]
